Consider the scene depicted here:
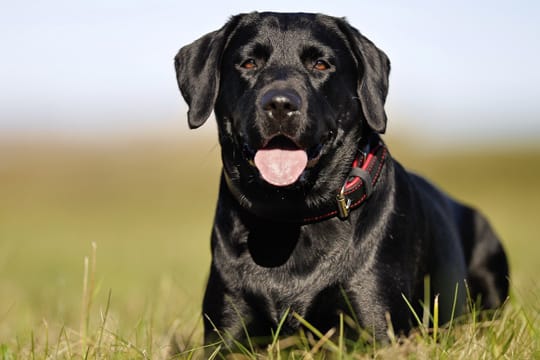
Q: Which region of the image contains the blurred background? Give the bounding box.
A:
[1,0,539,345]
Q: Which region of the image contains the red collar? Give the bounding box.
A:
[224,136,388,224]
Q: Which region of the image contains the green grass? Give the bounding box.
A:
[0,134,539,358]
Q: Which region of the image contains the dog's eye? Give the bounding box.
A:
[313,60,330,71]
[240,59,257,70]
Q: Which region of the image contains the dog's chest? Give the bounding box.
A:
[212,201,359,322]
[236,259,345,327]
[236,226,357,317]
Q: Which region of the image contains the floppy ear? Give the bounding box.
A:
[337,19,391,133]
[174,16,240,129]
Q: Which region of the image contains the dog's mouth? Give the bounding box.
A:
[243,135,324,187]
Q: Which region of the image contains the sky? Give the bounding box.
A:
[1,0,539,145]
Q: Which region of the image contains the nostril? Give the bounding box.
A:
[263,98,280,111]
[283,101,296,111]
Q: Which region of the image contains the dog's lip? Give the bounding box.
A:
[306,143,323,167]
[262,135,302,151]
[243,135,324,168]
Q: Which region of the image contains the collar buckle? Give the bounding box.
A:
[336,186,352,219]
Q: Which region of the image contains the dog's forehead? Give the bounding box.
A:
[232,12,347,53]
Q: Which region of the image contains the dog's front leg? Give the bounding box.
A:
[202,263,252,347]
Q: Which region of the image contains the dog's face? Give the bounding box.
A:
[175,12,390,204]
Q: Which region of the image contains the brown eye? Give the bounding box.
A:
[241,59,257,70]
[313,59,330,71]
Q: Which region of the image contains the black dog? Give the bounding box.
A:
[174,12,509,345]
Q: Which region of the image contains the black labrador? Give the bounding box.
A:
[174,12,509,345]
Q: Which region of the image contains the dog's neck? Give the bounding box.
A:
[223,134,388,224]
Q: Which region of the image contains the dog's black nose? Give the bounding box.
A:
[260,89,302,120]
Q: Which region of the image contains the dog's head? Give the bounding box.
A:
[175,12,390,205]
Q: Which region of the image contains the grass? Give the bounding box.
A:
[0,132,539,358]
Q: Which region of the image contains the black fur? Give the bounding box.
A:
[174,12,509,345]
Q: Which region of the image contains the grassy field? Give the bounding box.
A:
[0,133,539,358]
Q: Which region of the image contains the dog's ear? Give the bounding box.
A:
[174,16,241,129]
[337,19,390,133]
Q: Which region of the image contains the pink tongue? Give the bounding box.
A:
[254,148,308,186]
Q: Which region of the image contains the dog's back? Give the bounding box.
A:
[406,167,509,319]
